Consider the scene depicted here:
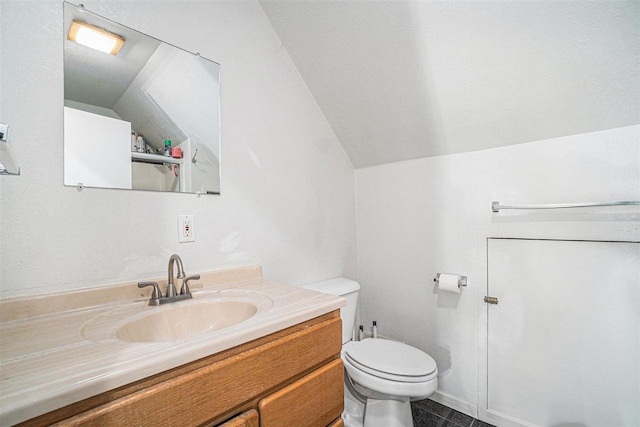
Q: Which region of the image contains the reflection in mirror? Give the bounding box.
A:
[63,2,220,194]
[0,123,20,175]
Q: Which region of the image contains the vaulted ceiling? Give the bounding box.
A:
[259,0,640,168]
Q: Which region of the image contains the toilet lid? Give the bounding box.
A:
[345,339,437,379]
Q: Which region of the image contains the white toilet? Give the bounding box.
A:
[301,278,438,427]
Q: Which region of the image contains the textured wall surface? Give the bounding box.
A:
[0,0,356,298]
[355,125,640,410]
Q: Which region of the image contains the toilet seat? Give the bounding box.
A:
[345,339,437,383]
[342,347,438,401]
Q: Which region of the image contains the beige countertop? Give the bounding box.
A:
[0,266,344,426]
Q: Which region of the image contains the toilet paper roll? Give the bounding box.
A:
[438,273,461,293]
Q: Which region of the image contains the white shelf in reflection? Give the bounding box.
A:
[131,152,183,165]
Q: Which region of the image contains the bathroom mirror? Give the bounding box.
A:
[63,2,220,194]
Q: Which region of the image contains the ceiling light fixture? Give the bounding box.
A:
[67,20,125,55]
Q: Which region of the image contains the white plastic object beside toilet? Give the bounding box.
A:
[301,278,438,427]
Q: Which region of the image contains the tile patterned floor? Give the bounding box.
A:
[411,399,496,427]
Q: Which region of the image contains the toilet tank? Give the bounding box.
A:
[300,277,360,344]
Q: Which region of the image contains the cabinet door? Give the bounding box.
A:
[218,409,258,427]
[485,239,639,427]
[259,359,344,427]
[63,107,132,189]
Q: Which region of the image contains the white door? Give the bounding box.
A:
[483,238,639,427]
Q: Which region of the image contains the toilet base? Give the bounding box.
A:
[342,370,426,427]
[364,398,413,427]
[343,382,365,427]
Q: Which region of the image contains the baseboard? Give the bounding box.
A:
[361,331,402,342]
[429,390,478,419]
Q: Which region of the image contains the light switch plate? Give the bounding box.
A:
[178,215,195,243]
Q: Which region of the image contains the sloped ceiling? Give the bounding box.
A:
[259,0,640,168]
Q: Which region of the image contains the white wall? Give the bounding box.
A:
[0,0,356,298]
[355,125,640,410]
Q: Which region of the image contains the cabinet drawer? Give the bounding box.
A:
[259,359,343,427]
[218,409,259,427]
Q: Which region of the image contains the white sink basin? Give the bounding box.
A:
[116,300,259,342]
[81,290,273,343]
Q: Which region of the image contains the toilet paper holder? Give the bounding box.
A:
[433,273,467,287]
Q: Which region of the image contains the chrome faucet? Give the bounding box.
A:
[166,254,186,298]
[138,254,200,306]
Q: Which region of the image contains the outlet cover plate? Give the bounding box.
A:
[178,215,195,243]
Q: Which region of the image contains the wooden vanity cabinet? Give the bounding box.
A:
[21,311,343,427]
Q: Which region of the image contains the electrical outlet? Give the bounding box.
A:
[178,215,195,243]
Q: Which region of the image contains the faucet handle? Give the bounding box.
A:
[138,281,162,305]
[180,274,200,296]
